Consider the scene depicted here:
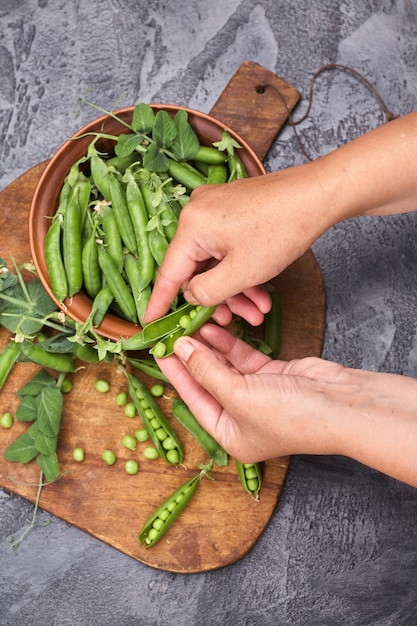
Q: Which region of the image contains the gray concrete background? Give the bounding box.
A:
[1,1,417,624]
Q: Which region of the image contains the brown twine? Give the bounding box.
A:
[275,63,399,161]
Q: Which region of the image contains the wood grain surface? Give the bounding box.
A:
[0,63,325,573]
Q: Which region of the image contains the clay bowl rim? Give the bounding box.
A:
[29,103,266,341]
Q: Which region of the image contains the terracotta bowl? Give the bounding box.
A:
[29,104,266,341]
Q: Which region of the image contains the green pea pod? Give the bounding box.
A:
[0,340,21,391]
[107,173,138,256]
[182,305,216,338]
[127,358,169,383]
[19,342,75,373]
[235,460,262,498]
[97,247,138,324]
[138,472,201,547]
[150,327,185,358]
[62,186,83,297]
[123,254,151,324]
[124,172,155,291]
[207,163,228,185]
[44,215,68,303]
[264,289,282,359]
[99,205,124,273]
[171,398,228,467]
[167,160,207,190]
[91,285,115,328]
[126,372,183,465]
[81,225,101,299]
[195,145,227,165]
[73,342,99,364]
[141,302,196,343]
[120,330,156,352]
[147,227,169,267]
[227,153,248,181]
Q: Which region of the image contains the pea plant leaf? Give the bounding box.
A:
[171,110,200,161]
[17,369,56,398]
[212,129,242,156]
[0,258,18,292]
[152,110,177,149]
[4,432,38,464]
[143,140,170,172]
[37,385,63,437]
[29,423,58,456]
[15,395,40,422]
[114,132,145,158]
[37,452,60,482]
[131,102,156,134]
[0,278,57,335]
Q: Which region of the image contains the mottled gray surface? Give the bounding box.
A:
[1,1,417,624]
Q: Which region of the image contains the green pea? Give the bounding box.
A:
[246,478,259,492]
[150,384,164,398]
[125,460,139,475]
[166,449,180,465]
[150,417,160,430]
[152,342,166,358]
[140,398,149,409]
[101,449,117,465]
[143,446,159,460]
[122,434,137,451]
[124,402,137,418]
[155,427,167,441]
[135,428,149,442]
[115,391,128,406]
[158,508,170,521]
[95,379,110,393]
[244,467,258,480]
[61,379,73,394]
[147,528,159,542]
[162,436,176,450]
[0,412,13,429]
[152,518,164,531]
[179,314,191,329]
[72,447,85,462]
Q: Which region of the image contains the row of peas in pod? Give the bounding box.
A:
[44,103,249,344]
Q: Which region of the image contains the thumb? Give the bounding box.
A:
[173,336,234,403]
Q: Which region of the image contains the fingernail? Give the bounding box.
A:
[174,337,195,362]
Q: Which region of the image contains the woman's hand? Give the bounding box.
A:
[157,324,417,487]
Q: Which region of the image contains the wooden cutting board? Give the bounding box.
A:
[0,62,325,573]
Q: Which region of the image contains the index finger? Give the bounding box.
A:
[141,233,205,323]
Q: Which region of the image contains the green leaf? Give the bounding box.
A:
[17,369,56,398]
[212,130,242,156]
[114,132,144,157]
[37,386,63,437]
[143,140,170,172]
[0,279,57,334]
[38,333,75,354]
[152,110,177,148]
[131,103,155,134]
[16,395,40,422]
[28,422,58,456]
[171,110,200,161]
[0,258,18,293]
[4,432,38,463]
[37,452,60,482]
